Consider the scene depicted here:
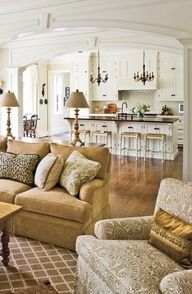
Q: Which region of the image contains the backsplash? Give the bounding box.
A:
[91,90,183,115]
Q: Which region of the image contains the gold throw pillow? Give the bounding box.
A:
[149,208,192,269]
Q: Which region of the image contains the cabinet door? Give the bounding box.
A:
[74,62,89,115]
[91,61,118,101]
[159,55,183,73]
[157,72,183,101]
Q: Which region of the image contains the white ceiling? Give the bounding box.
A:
[1,0,191,62]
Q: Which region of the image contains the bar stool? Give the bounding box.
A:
[91,130,112,148]
[72,122,91,143]
[119,131,141,159]
[78,130,91,142]
[144,133,166,162]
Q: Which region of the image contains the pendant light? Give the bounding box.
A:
[90,50,108,86]
[134,51,154,85]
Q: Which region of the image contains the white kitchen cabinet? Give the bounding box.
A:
[117,52,157,90]
[157,115,183,147]
[177,116,184,146]
[90,58,118,101]
[74,62,89,97]
[157,54,183,101]
[74,62,90,116]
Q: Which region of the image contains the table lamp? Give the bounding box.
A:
[66,89,89,146]
[0,90,19,139]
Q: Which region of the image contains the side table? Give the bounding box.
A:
[0,202,22,266]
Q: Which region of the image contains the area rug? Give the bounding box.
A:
[0,236,77,294]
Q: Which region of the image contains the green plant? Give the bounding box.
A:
[130,103,151,115]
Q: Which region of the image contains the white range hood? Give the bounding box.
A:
[117,78,157,91]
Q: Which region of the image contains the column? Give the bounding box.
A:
[179,39,192,181]
[7,67,25,138]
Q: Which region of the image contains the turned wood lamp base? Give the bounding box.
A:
[5,107,15,139]
[71,108,85,146]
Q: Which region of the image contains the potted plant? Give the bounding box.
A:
[130,103,151,119]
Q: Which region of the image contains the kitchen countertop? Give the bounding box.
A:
[64,116,178,123]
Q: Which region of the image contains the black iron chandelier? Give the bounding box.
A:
[134,51,154,85]
[90,50,108,86]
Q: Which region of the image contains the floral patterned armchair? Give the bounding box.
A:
[75,178,192,294]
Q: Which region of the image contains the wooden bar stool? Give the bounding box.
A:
[119,131,141,159]
[144,133,166,162]
[78,130,91,142]
[91,130,112,148]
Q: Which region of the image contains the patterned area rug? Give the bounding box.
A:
[0,236,77,294]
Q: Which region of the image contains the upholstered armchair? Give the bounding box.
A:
[75,178,192,294]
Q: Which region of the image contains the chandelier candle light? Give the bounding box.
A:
[90,50,108,86]
[134,51,154,85]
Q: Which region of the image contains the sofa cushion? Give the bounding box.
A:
[34,153,64,191]
[0,179,32,203]
[76,235,182,294]
[149,208,192,269]
[15,186,92,223]
[59,150,101,196]
[7,139,50,160]
[50,143,110,179]
[0,152,39,185]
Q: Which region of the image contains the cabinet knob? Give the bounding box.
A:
[154,127,160,130]
[171,67,176,70]
[103,94,106,97]
[128,126,133,129]
[171,94,176,97]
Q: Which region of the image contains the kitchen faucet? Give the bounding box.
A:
[121,101,128,114]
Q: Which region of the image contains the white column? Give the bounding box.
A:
[7,66,25,138]
[179,39,192,181]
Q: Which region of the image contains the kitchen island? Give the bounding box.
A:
[64,115,179,160]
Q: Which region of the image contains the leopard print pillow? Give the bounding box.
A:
[0,152,39,185]
[0,152,15,178]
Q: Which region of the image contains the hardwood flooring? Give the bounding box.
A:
[109,148,183,218]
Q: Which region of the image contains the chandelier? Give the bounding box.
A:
[134,51,154,85]
[90,50,108,86]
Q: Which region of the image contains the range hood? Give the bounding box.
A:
[117,78,157,91]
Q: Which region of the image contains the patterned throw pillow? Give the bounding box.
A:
[11,154,39,185]
[0,152,16,178]
[59,150,101,196]
[34,153,64,191]
[149,208,192,269]
[0,152,39,185]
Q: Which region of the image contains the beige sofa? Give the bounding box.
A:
[75,178,192,294]
[0,139,111,250]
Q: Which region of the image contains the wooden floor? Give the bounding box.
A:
[109,148,183,218]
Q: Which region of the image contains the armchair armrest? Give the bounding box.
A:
[94,215,153,240]
[79,178,107,205]
[160,270,192,294]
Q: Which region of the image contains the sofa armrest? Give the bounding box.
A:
[94,216,153,240]
[159,270,192,294]
[79,178,107,205]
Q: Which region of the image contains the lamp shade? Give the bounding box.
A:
[0,90,19,107]
[66,89,89,108]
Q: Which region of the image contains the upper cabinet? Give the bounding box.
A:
[157,54,183,101]
[116,52,157,90]
[90,56,118,101]
[74,61,89,99]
